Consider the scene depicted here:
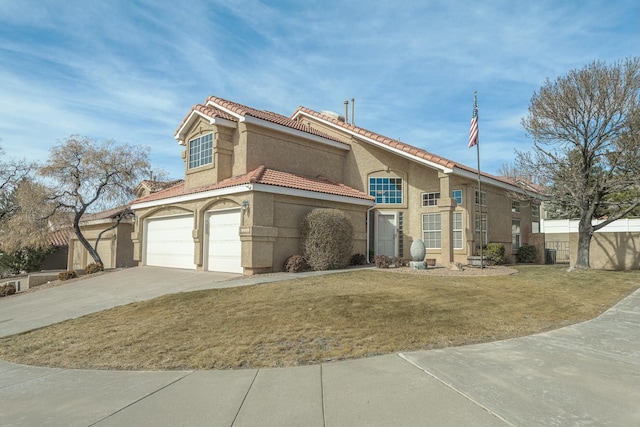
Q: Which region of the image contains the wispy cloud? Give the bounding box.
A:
[0,0,637,178]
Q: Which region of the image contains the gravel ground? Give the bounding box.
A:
[380,265,520,276]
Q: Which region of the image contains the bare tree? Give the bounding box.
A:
[39,136,150,266]
[0,179,57,253]
[0,146,36,222]
[517,58,640,269]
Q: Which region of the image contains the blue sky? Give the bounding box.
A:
[0,0,638,179]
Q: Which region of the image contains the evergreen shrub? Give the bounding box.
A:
[485,243,505,265]
[517,245,537,263]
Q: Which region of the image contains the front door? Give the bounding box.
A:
[375,212,397,257]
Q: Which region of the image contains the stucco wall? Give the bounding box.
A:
[570,232,640,270]
[68,222,134,270]
[245,125,347,182]
[133,190,369,274]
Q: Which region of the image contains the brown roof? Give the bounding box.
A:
[292,107,522,187]
[175,96,348,146]
[133,166,373,205]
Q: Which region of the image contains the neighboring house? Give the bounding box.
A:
[130,96,542,274]
[67,206,136,271]
[542,218,640,270]
[41,228,70,270]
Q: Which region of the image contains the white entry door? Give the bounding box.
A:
[206,209,242,273]
[144,215,195,269]
[375,212,397,257]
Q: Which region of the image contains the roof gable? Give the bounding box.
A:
[175,96,349,148]
[291,107,534,193]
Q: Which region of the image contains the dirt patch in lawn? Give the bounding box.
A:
[0,265,637,370]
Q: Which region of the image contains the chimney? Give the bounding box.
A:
[344,100,349,124]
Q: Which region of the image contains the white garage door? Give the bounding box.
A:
[145,215,195,269]
[206,209,242,273]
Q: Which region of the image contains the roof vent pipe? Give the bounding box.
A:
[351,98,355,125]
[344,100,349,124]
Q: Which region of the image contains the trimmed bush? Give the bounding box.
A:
[57,270,77,281]
[283,255,308,273]
[485,243,505,265]
[85,262,104,274]
[350,253,367,266]
[0,283,16,297]
[517,245,537,263]
[300,209,354,271]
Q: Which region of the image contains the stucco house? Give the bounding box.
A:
[67,206,137,271]
[130,96,542,274]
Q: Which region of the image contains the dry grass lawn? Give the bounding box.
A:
[0,265,638,370]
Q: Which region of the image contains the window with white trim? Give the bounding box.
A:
[475,189,487,207]
[422,192,440,207]
[512,219,521,249]
[475,212,487,248]
[452,189,462,205]
[188,133,213,169]
[422,213,441,249]
[532,221,540,234]
[511,200,520,213]
[369,177,403,204]
[453,212,463,249]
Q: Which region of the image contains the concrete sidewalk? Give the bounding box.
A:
[1,267,639,426]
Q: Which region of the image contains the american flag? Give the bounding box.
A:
[468,104,479,148]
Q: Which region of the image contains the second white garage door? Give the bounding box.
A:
[206,209,242,273]
[145,215,195,269]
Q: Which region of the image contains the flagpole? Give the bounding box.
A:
[469,91,483,269]
[476,93,483,269]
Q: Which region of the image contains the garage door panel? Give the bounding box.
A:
[145,215,195,270]
[207,209,242,273]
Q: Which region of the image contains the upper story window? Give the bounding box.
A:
[532,204,540,217]
[511,200,521,214]
[452,189,463,205]
[188,133,213,169]
[369,177,403,204]
[422,192,440,207]
[475,189,487,207]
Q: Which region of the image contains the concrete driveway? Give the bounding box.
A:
[0,267,639,426]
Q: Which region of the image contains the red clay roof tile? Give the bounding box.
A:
[132,166,372,205]
[291,106,526,187]
[203,96,348,145]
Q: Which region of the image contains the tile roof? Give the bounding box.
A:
[176,96,348,145]
[292,107,522,187]
[175,104,238,137]
[80,205,133,223]
[132,166,373,205]
[137,179,184,193]
[48,228,70,247]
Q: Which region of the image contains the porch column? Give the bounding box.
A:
[438,172,455,263]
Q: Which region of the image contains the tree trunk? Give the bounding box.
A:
[73,221,103,266]
[574,214,593,269]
